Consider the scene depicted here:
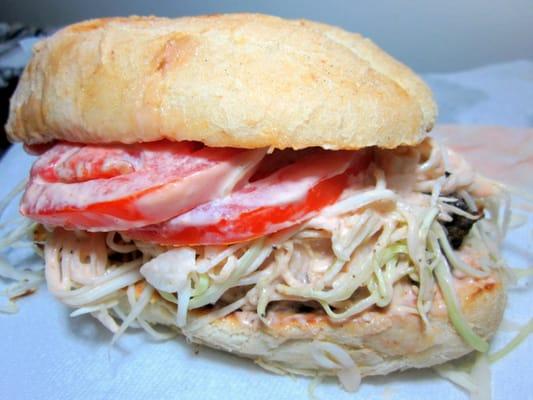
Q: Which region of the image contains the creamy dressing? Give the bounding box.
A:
[161,150,356,227]
[140,247,196,292]
[375,147,420,193]
[135,149,265,222]
[169,177,319,226]
[388,280,418,316]
[22,144,265,230]
[233,310,261,328]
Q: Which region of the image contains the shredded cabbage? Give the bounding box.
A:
[0,221,44,312]
[434,363,477,392]
[185,297,247,333]
[54,267,143,307]
[256,247,288,321]
[70,300,119,317]
[470,353,491,400]
[191,273,210,297]
[158,290,178,304]
[0,219,37,251]
[0,256,42,282]
[112,284,154,344]
[176,277,192,327]
[488,318,533,363]
[325,211,381,283]
[188,238,267,309]
[310,341,361,392]
[320,293,378,320]
[320,189,396,217]
[307,375,323,400]
[434,223,490,277]
[435,352,492,400]
[433,245,489,352]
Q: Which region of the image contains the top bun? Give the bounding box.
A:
[6,14,436,150]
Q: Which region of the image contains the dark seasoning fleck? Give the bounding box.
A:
[443,194,482,249]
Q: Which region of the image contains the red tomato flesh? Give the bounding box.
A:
[125,149,371,245]
[21,141,265,230]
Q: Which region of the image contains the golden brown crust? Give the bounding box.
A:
[7,14,436,150]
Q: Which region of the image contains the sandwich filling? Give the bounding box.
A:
[25,138,508,386]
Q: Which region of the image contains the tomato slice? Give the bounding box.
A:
[125,149,371,245]
[21,141,266,230]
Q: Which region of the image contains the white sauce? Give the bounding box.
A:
[140,247,196,292]
[23,148,265,230]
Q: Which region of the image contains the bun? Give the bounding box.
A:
[134,246,504,377]
[7,14,436,150]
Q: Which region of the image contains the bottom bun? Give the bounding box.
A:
[132,249,505,378]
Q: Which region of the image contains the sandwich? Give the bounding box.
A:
[6,14,508,391]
